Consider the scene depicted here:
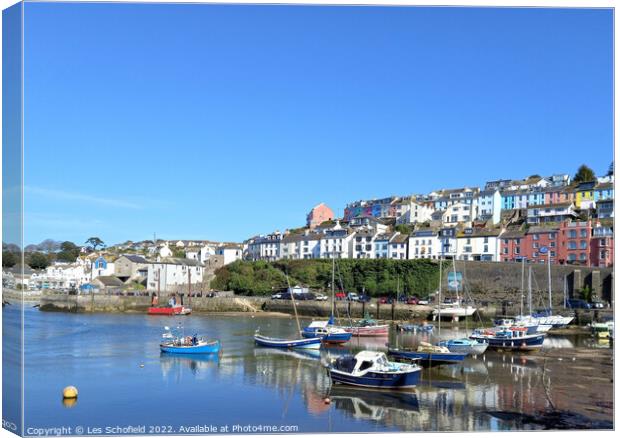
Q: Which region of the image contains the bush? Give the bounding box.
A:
[211,259,442,297]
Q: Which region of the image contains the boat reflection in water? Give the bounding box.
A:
[329,386,420,422]
[160,352,220,378]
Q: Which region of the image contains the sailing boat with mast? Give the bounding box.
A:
[301,255,352,344]
[254,273,322,349]
[432,258,476,320]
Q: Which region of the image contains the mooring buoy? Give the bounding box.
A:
[63,386,78,399]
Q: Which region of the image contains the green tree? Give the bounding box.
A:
[85,237,105,251]
[27,252,50,270]
[2,251,17,268]
[394,224,411,235]
[573,165,596,184]
[56,241,80,262]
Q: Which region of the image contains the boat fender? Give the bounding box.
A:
[324,398,331,405]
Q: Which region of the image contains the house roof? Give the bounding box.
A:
[501,229,525,239]
[120,255,148,264]
[457,228,502,238]
[526,226,559,235]
[155,258,204,267]
[390,233,409,243]
[527,201,574,210]
[93,276,124,287]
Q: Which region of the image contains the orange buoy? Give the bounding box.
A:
[63,386,78,399]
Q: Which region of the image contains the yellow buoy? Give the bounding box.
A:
[63,386,78,399]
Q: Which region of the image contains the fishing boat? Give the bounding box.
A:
[301,320,352,344]
[254,331,322,349]
[342,314,389,337]
[327,350,422,389]
[436,338,488,356]
[148,305,191,316]
[470,326,546,351]
[160,327,220,354]
[388,342,466,365]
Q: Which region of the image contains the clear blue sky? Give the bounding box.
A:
[22,2,613,246]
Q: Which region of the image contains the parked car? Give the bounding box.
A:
[314,293,328,301]
[347,292,360,302]
[357,294,371,303]
[335,291,346,300]
[590,301,605,309]
[378,296,394,304]
[417,299,429,305]
[565,299,591,309]
[406,296,419,305]
[271,293,283,300]
[296,292,316,301]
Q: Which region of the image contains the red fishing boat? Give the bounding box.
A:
[148,305,191,316]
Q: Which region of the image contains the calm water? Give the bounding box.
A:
[2,305,611,434]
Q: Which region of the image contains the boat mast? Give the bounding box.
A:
[547,254,552,315]
[528,266,532,316]
[331,252,336,322]
[520,257,525,317]
[286,271,302,334]
[438,256,442,334]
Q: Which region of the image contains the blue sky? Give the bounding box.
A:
[21,2,613,246]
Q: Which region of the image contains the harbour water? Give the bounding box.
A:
[5,305,613,434]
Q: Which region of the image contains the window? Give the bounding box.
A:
[533,251,538,257]
[568,254,577,261]
[533,242,539,249]
[569,230,577,238]
[550,251,556,257]
[568,241,577,250]
[484,245,489,253]
[580,229,588,238]
[580,240,587,249]
[515,247,520,254]
[503,247,508,254]
[579,253,587,261]
[532,234,539,241]
[550,242,556,247]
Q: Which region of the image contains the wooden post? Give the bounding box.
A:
[362,301,366,319]
[377,301,381,319]
[391,299,395,321]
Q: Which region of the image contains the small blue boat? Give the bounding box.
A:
[301,318,352,344]
[254,331,322,349]
[470,327,546,351]
[328,351,422,389]
[436,338,488,356]
[160,336,221,354]
[388,343,466,366]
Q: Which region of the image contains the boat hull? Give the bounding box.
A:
[329,368,421,389]
[148,306,191,316]
[469,333,545,351]
[160,340,220,354]
[342,325,389,337]
[437,340,488,356]
[388,348,465,365]
[254,334,322,349]
[301,329,352,344]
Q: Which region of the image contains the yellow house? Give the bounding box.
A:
[575,181,596,209]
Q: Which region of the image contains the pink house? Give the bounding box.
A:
[306,203,335,229]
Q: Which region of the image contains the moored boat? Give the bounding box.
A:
[388,342,466,366]
[591,322,610,339]
[327,351,422,389]
[342,315,389,337]
[254,331,322,349]
[436,338,488,356]
[148,305,191,316]
[470,326,546,351]
[160,327,220,354]
[301,320,352,344]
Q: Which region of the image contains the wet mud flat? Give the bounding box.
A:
[488,346,613,429]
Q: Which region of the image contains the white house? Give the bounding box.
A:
[280,233,321,260]
[90,256,116,280]
[396,199,434,224]
[319,222,353,258]
[147,258,204,293]
[439,227,458,259]
[526,202,578,225]
[442,202,476,226]
[388,233,408,260]
[408,230,442,260]
[30,262,89,290]
[476,189,502,225]
[215,245,243,265]
[351,230,377,259]
[455,228,502,262]
[244,232,282,261]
